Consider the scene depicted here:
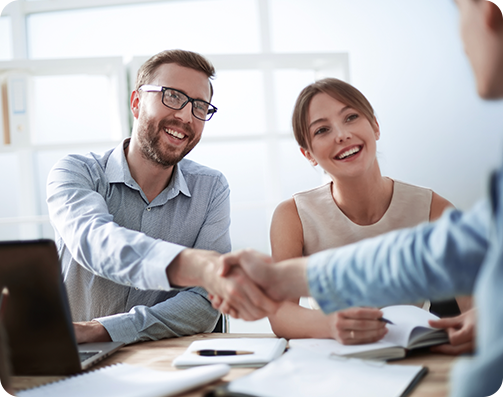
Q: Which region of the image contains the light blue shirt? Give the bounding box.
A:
[308,163,503,396]
[47,139,231,344]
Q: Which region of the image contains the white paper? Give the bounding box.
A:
[173,338,287,368]
[228,349,425,397]
[17,363,230,397]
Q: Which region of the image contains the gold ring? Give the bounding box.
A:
[350,330,355,339]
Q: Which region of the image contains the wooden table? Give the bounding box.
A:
[12,333,456,396]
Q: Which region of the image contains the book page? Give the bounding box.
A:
[381,305,441,348]
[288,338,400,358]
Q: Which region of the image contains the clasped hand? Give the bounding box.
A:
[209,249,287,320]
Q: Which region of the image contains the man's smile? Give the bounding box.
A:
[164,127,187,140]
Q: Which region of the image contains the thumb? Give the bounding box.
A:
[429,316,460,329]
[219,251,242,276]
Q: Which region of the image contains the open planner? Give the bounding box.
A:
[289,305,449,361]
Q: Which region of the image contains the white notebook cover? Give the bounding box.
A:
[173,338,287,368]
[16,363,230,397]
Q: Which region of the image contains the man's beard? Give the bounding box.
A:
[136,114,200,168]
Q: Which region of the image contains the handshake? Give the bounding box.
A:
[200,249,310,321]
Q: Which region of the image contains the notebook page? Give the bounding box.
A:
[17,363,230,397]
[228,349,425,397]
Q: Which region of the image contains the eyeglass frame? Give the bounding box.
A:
[138,85,217,121]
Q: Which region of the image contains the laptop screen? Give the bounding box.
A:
[0,239,82,375]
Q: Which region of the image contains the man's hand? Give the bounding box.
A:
[73,320,112,344]
[218,249,310,302]
[168,249,279,321]
[327,307,388,345]
[428,308,476,355]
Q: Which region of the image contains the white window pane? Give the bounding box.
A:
[273,69,316,133]
[278,139,324,200]
[0,153,21,218]
[27,0,260,59]
[230,208,269,253]
[204,70,267,137]
[0,17,12,61]
[30,75,120,145]
[187,141,267,202]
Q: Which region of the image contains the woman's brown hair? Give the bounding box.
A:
[292,78,377,149]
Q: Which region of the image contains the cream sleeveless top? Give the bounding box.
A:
[294,179,432,256]
[294,179,433,310]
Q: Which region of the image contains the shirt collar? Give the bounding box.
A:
[105,138,192,199]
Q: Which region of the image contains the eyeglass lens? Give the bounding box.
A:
[163,88,215,121]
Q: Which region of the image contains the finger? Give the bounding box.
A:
[343,318,388,331]
[210,295,223,310]
[219,250,247,276]
[446,326,473,346]
[228,268,279,317]
[218,299,250,320]
[340,307,384,320]
[430,341,474,355]
[338,327,388,345]
[429,317,461,329]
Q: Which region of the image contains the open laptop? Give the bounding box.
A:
[0,239,123,375]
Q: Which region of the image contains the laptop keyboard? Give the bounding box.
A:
[79,351,100,362]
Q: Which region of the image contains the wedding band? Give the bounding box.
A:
[350,330,355,339]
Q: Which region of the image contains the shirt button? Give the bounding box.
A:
[146,207,151,211]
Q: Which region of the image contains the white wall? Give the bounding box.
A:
[270,0,503,210]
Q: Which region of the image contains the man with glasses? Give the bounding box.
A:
[47,49,277,344]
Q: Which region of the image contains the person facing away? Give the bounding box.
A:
[267,77,473,353]
[216,1,503,395]
[46,49,275,345]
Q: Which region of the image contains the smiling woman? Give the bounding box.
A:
[266,78,473,350]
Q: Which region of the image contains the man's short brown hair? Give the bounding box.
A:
[135,49,216,98]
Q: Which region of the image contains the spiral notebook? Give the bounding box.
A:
[16,363,230,397]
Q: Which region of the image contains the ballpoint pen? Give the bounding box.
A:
[193,350,254,356]
[379,317,394,325]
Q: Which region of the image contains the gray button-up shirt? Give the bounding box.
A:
[47,139,231,344]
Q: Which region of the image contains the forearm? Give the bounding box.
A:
[166,249,220,288]
[269,301,332,339]
[96,287,219,344]
[308,205,489,314]
[456,296,473,313]
[267,258,310,301]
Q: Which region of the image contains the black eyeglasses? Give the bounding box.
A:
[139,85,217,121]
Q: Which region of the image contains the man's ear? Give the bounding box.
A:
[130,91,140,119]
[300,147,318,166]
